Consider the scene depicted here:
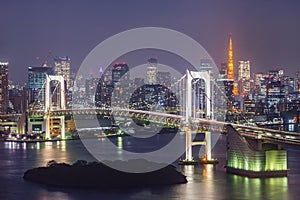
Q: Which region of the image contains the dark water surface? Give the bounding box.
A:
[0,134,300,200]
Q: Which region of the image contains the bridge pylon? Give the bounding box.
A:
[44,75,66,139]
[180,69,217,165]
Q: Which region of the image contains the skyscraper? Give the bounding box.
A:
[54,56,71,89]
[295,71,300,92]
[0,62,9,113]
[200,59,213,71]
[220,63,227,77]
[157,71,171,87]
[112,62,129,85]
[238,60,251,97]
[147,58,158,84]
[85,77,99,105]
[28,66,53,107]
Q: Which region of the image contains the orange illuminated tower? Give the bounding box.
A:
[228,34,234,80]
[227,34,238,95]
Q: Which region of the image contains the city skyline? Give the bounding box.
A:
[1,2,300,199]
[1,1,300,83]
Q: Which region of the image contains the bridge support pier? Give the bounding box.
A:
[200,131,218,164]
[60,116,65,140]
[45,114,50,139]
[185,129,192,161]
[179,129,218,165]
[205,131,212,160]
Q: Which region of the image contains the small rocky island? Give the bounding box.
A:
[23,159,187,188]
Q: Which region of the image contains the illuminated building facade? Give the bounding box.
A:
[95,62,129,107]
[129,84,177,111]
[219,63,227,78]
[238,60,251,97]
[28,66,53,107]
[112,62,129,85]
[95,80,113,108]
[54,56,71,89]
[85,78,99,105]
[254,73,264,90]
[147,58,158,84]
[295,71,300,92]
[266,80,285,115]
[157,71,171,87]
[0,62,9,113]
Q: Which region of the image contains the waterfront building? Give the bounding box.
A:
[8,87,26,113]
[0,62,9,114]
[27,66,53,108]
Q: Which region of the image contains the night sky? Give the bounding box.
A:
[1,0,300,83]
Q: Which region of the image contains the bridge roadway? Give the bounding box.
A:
[27,108,300,145]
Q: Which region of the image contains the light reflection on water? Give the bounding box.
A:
[0,137,298,200]
[228,175,288,199]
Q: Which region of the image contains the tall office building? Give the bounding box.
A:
[157,71,171,87]
[281,76,295,94]
[254,73,264,88]
[200,59,213,71]
[147,58,158,84]
[219,63,227,77]
[214,78,234,119]
[112,62,129,85]
[295,71,300,92]
[0,62,9,113]
[238,60,251,97]
[85,78,99,105]
[28,66,53,107]
[266,80,285,115]
[54,56,71,89]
